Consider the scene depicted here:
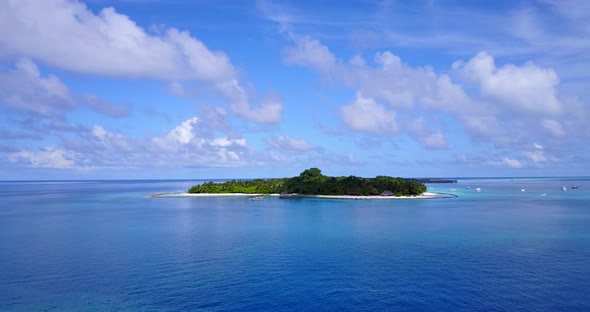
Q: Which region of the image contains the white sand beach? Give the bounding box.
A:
[308,192,447,199]
[152,192,452,199]
[151,192,265,198]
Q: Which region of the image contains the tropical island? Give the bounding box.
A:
[187,168,428,197]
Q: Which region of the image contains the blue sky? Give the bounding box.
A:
[1,0,589,179]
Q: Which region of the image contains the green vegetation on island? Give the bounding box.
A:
[188,168,427,196]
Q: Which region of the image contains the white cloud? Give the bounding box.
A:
[541,119,566,137]
[0,59,129,121]
[168,117,198,144]
[282,29,589,156]
[374,51,402,67]
[145,117,256,166]
[256,0,297,24]
[11,118,264,170]
[524,150,547,164]
[0,59,74,118]
[211,137,233,148]
[0,0,282,124]
[455,52,561,114]
[349,54,366,67]
[466,145,560,169]
[152,117,202,151]
[407,117,448,150]
[523,146,558,167]
[485,157,524,168]
[91,125,133,151]
[9,148,76,169]
[217,80,283,124]
[92,125,107,140]
[211,137,247,148]
[282,33,464,146]
[283,33,336,71]
[0,1,233,81]
[339,94,398,134]
[266,135,322,154]
[418,132,448,150]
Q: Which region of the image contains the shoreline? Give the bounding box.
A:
[151,191,455,199]
[306,192,454,199]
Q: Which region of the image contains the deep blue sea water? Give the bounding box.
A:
[1,178,589,311]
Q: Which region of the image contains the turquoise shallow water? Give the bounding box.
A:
[0,178,589,311]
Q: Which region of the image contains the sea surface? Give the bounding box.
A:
[1,178,589,311]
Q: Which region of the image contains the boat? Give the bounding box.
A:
[279,192,301,199]
[572,186,580,189]
[561,186,567,192]
[520,188,525,192]
[475,188,481,192]
[248,195,264,201]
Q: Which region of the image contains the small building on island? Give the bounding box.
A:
[381,190,394,196]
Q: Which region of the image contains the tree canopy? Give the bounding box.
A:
[188,168,427,196]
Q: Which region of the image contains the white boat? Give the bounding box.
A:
[520,188,525,192]
[249,195,264,201]
[279,192,301,199]
[475,188,481,192]
[561,186,567,192]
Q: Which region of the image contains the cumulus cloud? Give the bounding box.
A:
[151,117,207,152]
[407,118,448,150]
[459,141,562,170]
[0,0,282,124]
[283,33,458,149]
[217,80,283,124]
[211,137,246,148]
[0,1,231,81]
[339,94,398,134]
[283,33,336,71]
[8,115,358,172]
[266,135,322,154]
[454,52,561,114]
[524,150,547,164]
[165,117,199,145]
[91,125,134,152]
[281,29,589,155]
[522,144,559,167]
[0,59,129,122]
[9,148,76,169]
[0,59,75,119]
[140,117,254,166]
[11,117,264,169]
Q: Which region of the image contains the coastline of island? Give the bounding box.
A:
[151,191,456,199]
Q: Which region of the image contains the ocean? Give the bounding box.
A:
[0,178,589,311]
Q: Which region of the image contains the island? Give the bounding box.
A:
[187,168,428,197]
